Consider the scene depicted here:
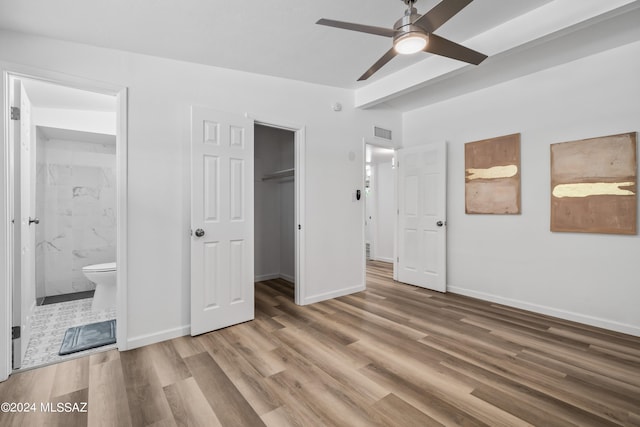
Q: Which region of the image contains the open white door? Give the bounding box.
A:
[10,80,36,369]
[190,107,254,336]
[397,142,447,292]
[18,81,36,368]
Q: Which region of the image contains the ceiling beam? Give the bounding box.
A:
[354,0,639,109]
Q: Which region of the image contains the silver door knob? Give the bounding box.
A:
[194,228,205,237]
[436,221,444,227]
[29,217,40,225]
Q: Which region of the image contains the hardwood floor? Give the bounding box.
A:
[2,260,639,426]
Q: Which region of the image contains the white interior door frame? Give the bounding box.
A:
[361,137,398,284]
[250,115,306,305]
[0,65,128,381]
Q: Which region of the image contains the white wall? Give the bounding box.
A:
[279,138,295,282]
[0,30,401,348]
[374,161,395,263]
[403,40,640,336]
[254,125,281,281]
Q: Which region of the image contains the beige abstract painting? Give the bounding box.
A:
[465,133,521,214]
[550,132,637,234]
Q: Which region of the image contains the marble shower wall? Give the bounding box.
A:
[35,134,116,296]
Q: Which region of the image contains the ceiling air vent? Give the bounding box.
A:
[374,126,392,141]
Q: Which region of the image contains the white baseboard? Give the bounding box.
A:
[279,273,295,283]
[123,286,640,352]
[303,284,365,305]
[374,256,394,263]
[255,273,280,282]
[255,273,295,283]
[126,325,190,350]
[448,286,640,337]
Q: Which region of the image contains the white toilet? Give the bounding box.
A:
[82,262,117,311]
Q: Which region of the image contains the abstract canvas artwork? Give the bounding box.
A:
[465,133,521,214]
[550,132,637,234]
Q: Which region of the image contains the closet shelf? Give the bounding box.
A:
[262,168,294,181]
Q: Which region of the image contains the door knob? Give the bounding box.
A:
[28,217,40,225]
[436,221,444,227]
[194,228,205,237]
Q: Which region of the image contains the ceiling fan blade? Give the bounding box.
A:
[358,48,398,81]
[316,18,397,38]
[424,33,487,65]
[412,0,473,33]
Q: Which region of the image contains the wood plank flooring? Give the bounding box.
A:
[1,260,639,426]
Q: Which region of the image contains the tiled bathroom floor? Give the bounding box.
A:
[20,298,116,370]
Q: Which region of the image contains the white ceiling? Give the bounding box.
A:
[0,0,551,88]
[1,0,638,108]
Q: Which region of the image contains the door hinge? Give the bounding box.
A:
[298,224,301,230]
[11,326,20,339]
[10,107,20,121]
[397,257,399,262]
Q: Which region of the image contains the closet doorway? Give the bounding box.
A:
[254,124,296,301]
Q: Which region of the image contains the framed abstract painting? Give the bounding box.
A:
[465,133,521,214]
[550,132,637,234]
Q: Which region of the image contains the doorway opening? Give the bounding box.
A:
[364,142,396,284]
[3,72,127,376]
[254,124,296,301]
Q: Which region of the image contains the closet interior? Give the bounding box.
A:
[254,124,295,300]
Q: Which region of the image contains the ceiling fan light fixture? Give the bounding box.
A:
[394,32,427,55]
[317,0,487,80]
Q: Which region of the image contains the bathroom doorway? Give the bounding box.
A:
[3,72,127,374]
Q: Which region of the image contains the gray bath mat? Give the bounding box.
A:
[59,319,116,355]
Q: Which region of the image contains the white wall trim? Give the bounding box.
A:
[449,286,640,337]
[361,140,367,288]
[279,273,295,283]
[374,256,394,263]
[303,284,365,306]
[255,273,295,283]
[115,87,128,350]
[294,126,306,305]
[127,325,191,350]
[255,273,280,282]
[393,150,398,282]
[0,69,10,381]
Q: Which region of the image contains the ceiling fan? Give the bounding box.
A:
[316,0,488,81]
